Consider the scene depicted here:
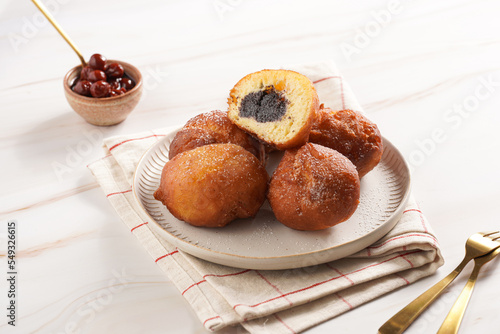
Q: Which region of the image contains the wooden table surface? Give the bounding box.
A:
[1,0,500,333]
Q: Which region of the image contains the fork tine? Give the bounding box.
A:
[483,231,500,242]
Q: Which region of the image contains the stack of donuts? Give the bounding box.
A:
[154,69,383,231]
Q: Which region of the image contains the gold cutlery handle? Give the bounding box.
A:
[378,259,469,334]
[31,0,86,67]
[436,267,479,334]
[437,247,500,334]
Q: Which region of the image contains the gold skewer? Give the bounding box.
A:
[31,0,86,67]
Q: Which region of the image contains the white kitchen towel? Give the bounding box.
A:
[88,60,443,334]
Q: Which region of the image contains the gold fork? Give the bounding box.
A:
[437,245,500,334]
[378,231,500,334]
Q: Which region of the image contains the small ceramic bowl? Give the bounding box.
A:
[64,60,143,126]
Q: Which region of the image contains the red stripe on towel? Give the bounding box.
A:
[203,269,252,279]
[155,250,179,262]
[106,189,132,197]
[403,208,428,233]
[108,134,166,151]
[326,264,355,286]
[256,270,293,306]
[203,316,221,327]
[182,280,207,295]
[274,314,296,334]
[130,222,148,232]
[312,76,345,109]
[367,233,438,250]
[182,269,252,295]
[313,76,341,84]
[400,254,414,268]
[335,292,353,310]
[233,250,421,310]
[395,273,410,285]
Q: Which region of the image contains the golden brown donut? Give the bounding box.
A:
[309,108,383,178]
[169,110,263,161]
[268,143,360,231]
[154,143,268,228]
[227,69,319,150]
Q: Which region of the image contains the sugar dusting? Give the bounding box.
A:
[157,148,401,257]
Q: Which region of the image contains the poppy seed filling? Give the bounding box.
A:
[239,86,288,123]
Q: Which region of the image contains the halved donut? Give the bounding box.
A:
[228,69,319,150]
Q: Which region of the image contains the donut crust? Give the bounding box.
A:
[155,143,268,228]
[309,108,383,178]
[268,143,360,231]
[169,110,262,161]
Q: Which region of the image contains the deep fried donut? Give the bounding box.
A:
[228,69,319,150]
[154,143,268,228]
[168,110,262,161]
[309,108,383,178]
[267,143,360,231]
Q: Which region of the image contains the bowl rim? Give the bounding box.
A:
[63,59,143,101]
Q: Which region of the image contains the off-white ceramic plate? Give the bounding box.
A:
[133,130,411,270]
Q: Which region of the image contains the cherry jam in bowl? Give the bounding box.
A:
[64,56,142,126]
